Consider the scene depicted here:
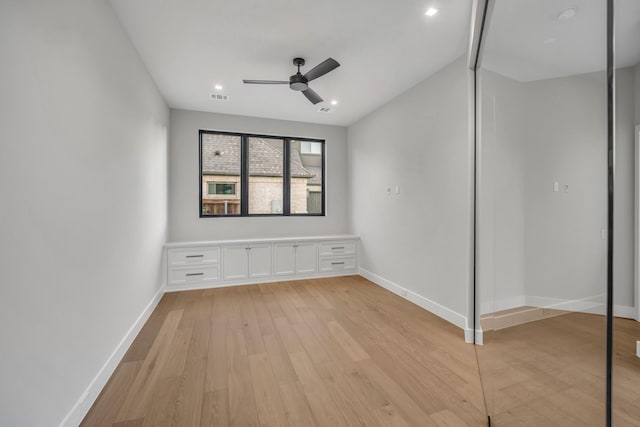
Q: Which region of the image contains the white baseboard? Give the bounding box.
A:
[358,268,469,340]
[526,294,605,314]
[614,305,637,319]
[479,295,526,315]
[59,285,165,427]
[464,328,475,344]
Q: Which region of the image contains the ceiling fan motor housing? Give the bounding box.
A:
[289,73,308,91]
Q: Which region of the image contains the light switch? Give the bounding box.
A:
[564,184,569,193]
[395,185,400,195]
[553,181,559,192]
[386,187,392,195]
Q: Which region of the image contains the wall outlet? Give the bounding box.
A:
[553,181,559,192]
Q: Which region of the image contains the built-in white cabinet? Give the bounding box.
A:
[273,243,296,276]
[295,242,318,274]
[166,245,221,287]
[274,242,318,276]
[248,244,272,279]
[165,236,357,291]
[223,244,272,281]
[222,245,249,280]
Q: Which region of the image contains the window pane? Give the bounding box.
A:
[248,137,284,214]
[290,140,323,214]
[201,133,241,216]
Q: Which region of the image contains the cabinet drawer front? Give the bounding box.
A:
[319,256,356,272]
[168,247,220,267]
[168,265,220,286]
[319,241,356,257]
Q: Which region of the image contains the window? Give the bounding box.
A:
[199,130,325,217]
[200,133,241,216]
[208,183,236,195]
[290,140,323,214]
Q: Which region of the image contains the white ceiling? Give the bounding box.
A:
[109,0,472,126]
[482,0,640,82]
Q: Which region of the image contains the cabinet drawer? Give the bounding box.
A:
[319,256,356,272]
[319,241,357,257]
[168,246,220,267]
[168,265,220,286]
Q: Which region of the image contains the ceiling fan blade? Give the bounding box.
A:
[242,80,289,84]
[302,88,323,105]
[303,58,340,82]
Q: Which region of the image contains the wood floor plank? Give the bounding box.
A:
[248,352,289,427]
[262,333,298,383]
[80,360,143,427]
[326,320,370,362]
[115,309,183,422]
[204,288,228,393]
[227,329,259,427]
[277,381,317,427]
[288,351,350,427]
[430,409,469,427]
[140,326,194,427]
[172,317,210,426]
[200,389,229,427]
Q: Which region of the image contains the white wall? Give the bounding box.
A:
[523,71,608,304]
[169,109,348,241]
[0,1,169,425]
[477,69,527,314]
[348,56,473,327]
[636,64,640,124]
[478,67,636,314]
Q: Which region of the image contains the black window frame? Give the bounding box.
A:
[199,129,326,218]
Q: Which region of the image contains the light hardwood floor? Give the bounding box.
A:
[477,311,640,426]
[82,276,487,427]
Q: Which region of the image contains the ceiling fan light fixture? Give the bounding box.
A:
[243,57,340,105]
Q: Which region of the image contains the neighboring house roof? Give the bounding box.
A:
[304,166,322,185]
[202,134,313,178]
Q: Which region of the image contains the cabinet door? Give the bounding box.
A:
[295,242,318,274]
[249,244,272,279]
[273,243,296,276]
[223,245,249,280]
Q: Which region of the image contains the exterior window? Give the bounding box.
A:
[200,133,241,216]
[199,131,325,217]
[208,183,236,195]
[290,140,324,214]
[248,137,284,214]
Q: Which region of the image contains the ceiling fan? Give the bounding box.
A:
[243,57,340,105]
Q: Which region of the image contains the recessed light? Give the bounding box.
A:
[331,100,338,105]
[557,7,577,21]
[214,84,223,91]
[425,7,438,17]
